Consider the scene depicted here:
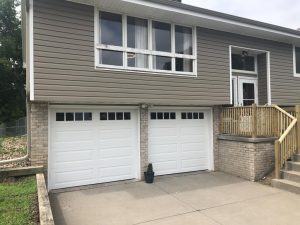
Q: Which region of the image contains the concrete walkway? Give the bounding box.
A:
[49,172,300,225]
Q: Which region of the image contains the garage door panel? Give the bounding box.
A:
[152,161,177,173]
[98,129,135,139]
[181,150,208,159]
[99,166,134,180]
[149,136,178,146]
[179,127,206,135]
[49,108,138,190]
[54,169,95,185]
[53,130,95,142]
[99,156,134,167]
[100,147,134,158]
[181,158,208,169]
[181,143,204,152]
[53,160,96,172]
[150,151,177,161]
[149,144,177,154]
[99,139,135,148]
[52,142,95,151]
[149,128,177,137]
[55,149,95,163]
[149,109,212,176]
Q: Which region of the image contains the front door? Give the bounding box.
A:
[232,77,258,106]
[238,77,258,106]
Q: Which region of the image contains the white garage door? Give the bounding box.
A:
[149,109,212,176]
[49,108,138,190]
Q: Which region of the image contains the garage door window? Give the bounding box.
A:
[55,112,93,121]
[181,112,204,120]
[150,112,176,120]
[56,113,64,121]
[100,112,131,121]
[66,113,74,121]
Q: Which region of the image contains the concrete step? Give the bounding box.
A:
[287,161,300,172]
[282,170,300,183]
[272,179,300,194]
[293,154,300,162]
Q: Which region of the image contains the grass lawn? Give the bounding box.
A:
[0,176,38,225]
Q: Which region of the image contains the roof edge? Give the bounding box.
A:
[146,0,300,37]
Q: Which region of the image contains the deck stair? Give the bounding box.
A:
[272,155,300,194]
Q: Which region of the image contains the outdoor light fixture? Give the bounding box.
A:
[242,50,249,57]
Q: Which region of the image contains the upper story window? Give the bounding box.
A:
[294,46,300,76]
[96,11,196,76]
[231,52,256,73]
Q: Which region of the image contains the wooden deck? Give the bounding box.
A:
[220,104,300,179]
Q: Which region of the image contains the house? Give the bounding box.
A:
[22,0,300,191]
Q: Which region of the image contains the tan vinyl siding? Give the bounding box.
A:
[197,27,296,105]
[33,0,298,106]
[257,53,268,105]
[32,0,228,106]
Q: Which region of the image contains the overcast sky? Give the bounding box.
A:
[182,0,300,30]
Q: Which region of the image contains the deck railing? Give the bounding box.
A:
[221,104,295,138]
[221,104,299,179]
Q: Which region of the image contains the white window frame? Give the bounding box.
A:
[293,45,300,77]
[231,53,258,74]
[94,9,197,77]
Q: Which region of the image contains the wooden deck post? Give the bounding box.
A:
[252,103,257,138]
[295,105,300,153]
[275,140,281,179]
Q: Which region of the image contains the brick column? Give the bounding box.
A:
[213,106,221,171]
[30,102,48,166]
[140,106,149,180]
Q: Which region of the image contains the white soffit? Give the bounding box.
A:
[66,0,300,45]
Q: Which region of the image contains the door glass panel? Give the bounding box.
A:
[242,83,255,106]
[243,83,254,99]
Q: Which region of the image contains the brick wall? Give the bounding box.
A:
[218,139,274,181]
[253,142,275,180]
[30,102,48,166]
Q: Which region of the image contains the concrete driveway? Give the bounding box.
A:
[50,172,300,225]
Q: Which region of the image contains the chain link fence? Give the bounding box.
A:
[0,117,27,137]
